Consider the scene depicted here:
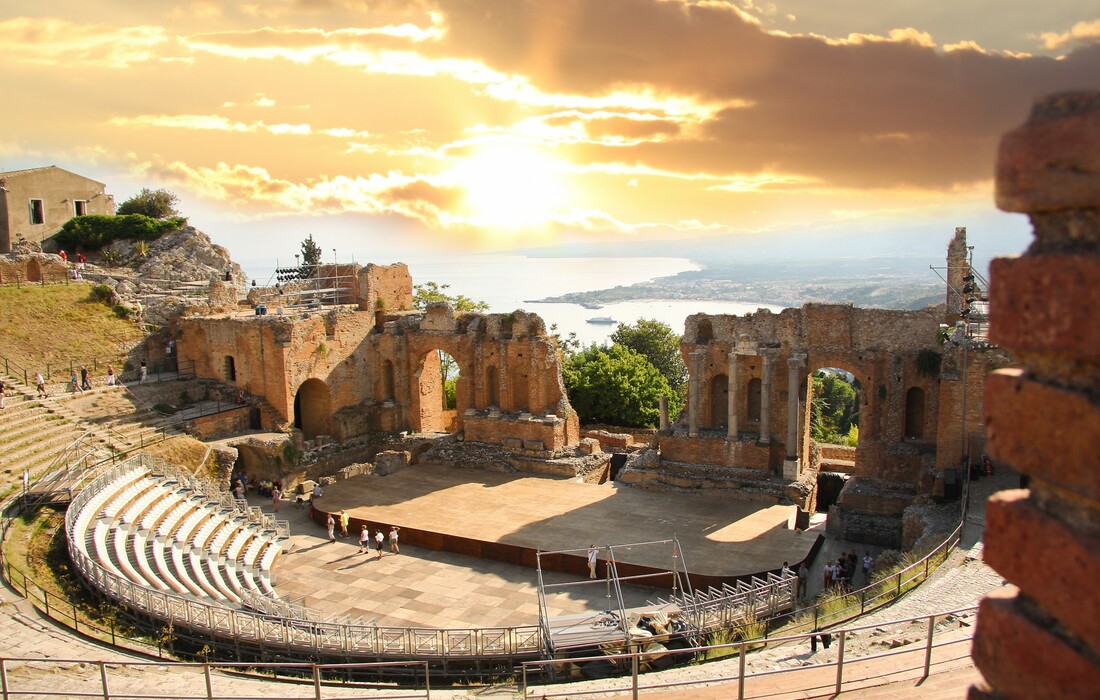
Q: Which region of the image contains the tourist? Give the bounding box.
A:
[823,560,833,589]
[326,514,336,543]
[233,480,245,504]
[862,552,874,582]
[588,544,599,579]
[271,485,280,512]
[312,483,323,500]
[106,365,116,386]
[389,526,400,554]
[374,529,384,559]
[76,252,86,270]
[798,562,809,602]
[59,249,67,263]
[80,365,91,391]
[35,371,47,398]
[358,525,370,553]
[339,510,349,538]
[70,369,82,393]
[139,360,148,383]
[0,378,5,410]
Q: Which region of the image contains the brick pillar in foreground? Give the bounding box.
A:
[969,92,1100,699]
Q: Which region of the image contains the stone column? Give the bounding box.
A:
[784,353,806,479]
[659,396,669,430]
[687,349,705,437]
[727,351,739,438]
[759,350,774,444]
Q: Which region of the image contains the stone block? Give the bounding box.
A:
[995,92,1100,213]
[578,438,601,455]
[983,490,1100,653]
[373,451,408,476]
[318,476,336,486]
[985,370,1100,499]
[973,587,1100,699]
[522,439,545,451]
[989,256,1100,357]
[297,479,316,495]
[504,437,523,450]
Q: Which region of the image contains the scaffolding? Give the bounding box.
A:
[535,538,692,655]
[255,259,356,311]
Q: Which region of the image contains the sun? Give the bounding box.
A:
[449,143,568,231]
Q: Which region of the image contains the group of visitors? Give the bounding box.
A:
[32,364,121,398]
[320,508,401,560]
[823,551,874,591]
[60,250,87,280]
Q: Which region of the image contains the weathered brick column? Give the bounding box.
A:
[970,92,1100,699]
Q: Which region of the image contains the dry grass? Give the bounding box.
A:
[0,283,144,372]
[143,435,212,473]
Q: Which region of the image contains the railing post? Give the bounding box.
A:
[738,641,747,700]
[99,660,110,700]
[204,662,214,700]
[312,663,322,700]
[631,645,639,700]
[73,601,78,631]
[923,614,936,678]
[1,658,9,700]
[835,630,846,695]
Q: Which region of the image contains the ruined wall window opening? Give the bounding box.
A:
[708,373,728,429]
[29,199,45,225]
[485,365,499,408]
[747,377,762,423]
[904,386,925,440]
[224,355,236,382]
[696,319,713,344]
[381,359,395,401]
[417,348,460,434]
[294,378,332,440]
[74,200,88,216]
[809,367,861,446]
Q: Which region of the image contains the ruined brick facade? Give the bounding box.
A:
[970,92,1100,698]
[177,263,579,453]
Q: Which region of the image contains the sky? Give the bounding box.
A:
[2,1,1099,271]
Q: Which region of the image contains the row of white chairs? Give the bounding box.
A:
[69,465,287,607]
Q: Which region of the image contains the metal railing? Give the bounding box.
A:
[0,658,432,700]
[520,605,978,700]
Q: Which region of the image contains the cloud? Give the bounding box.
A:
[0,17,178,67]
[1039,18,1100,50]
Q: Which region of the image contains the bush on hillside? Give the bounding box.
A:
[55,214,187,251]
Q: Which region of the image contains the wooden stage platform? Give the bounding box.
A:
[311,465,820,588]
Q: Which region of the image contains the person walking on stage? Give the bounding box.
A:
[339,510,350,538]
[588,544,599,579]
[389,526,400,554]
[359,525,370,554]
[326,514,336,543]
[374,529,384,559]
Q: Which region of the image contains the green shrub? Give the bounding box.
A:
[55,214,187,251]
[89,284,114,305]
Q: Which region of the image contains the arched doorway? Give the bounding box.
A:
[294,378,332,440]
[416,349,461,433]
[26,259,41,283]
[708,373,728,429]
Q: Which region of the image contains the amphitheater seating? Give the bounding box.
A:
[68,462,290,610]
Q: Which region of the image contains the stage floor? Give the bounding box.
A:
[313,465,815,578]
[272,465,818,629]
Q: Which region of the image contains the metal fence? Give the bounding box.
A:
[521,605,979,700]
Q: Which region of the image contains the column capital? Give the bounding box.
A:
[788,352,807,369]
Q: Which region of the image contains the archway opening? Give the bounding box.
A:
[26,259,41,283]
[707,373,728,429]
[294,378,332,440]
[904,386,926,440]
[417,349,461,433]
[746,377,762,423]
[809,368,861,447]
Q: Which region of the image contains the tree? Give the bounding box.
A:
[299,235,323,277]
[810,370,860,445]
[611,319,687,398]
[563,344,680,428]
[413,282,489,312]
[116,188,180,219]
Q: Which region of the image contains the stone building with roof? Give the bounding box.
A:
[0,165,115,253]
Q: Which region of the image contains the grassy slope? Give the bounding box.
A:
[0,283,145,373]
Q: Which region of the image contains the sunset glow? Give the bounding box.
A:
[1,1,1097,259]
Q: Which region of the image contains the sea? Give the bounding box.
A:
[243,251,780,346]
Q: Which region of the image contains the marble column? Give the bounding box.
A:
[760,351,774,444]
[727,351,739,438]
[784,353,806,479]
[688,349,706,437]
[659,396,669,431]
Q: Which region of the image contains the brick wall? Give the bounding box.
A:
[970,92,1100,699]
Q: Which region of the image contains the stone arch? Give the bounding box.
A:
[294,378,332,440]
[707,373,728,429]
[381,359,395,401]
[904,386,925,440]
[415,348,463,434]
[485,365,499,408]
[25,259,41,283]
[746,377,762,423]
